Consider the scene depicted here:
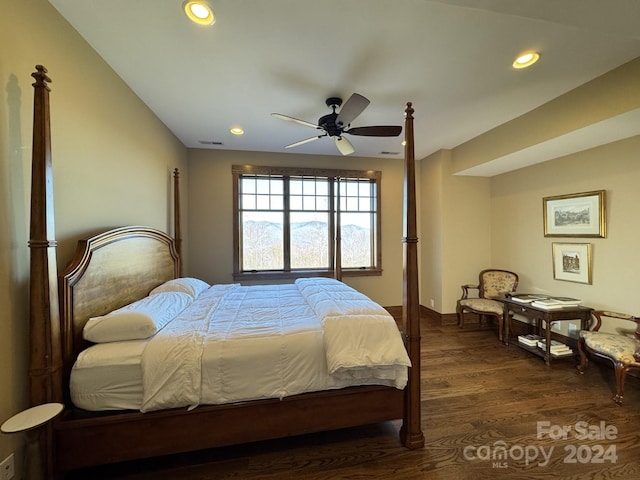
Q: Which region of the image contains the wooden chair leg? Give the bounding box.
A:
[577,337,589,373]
[497,315,504,343]
[457,305,464,328]
[613,363,628,406]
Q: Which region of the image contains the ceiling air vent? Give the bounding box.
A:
[199,140,224,145]
[380,151,400,155]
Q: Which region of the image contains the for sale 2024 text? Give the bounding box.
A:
[462,420,618,468]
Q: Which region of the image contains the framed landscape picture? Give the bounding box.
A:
[543,190,606,237]
[552,242,592,284]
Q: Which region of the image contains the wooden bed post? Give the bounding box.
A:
[173,168,182,276]
[400,102,425,448]
[28,65,63,480]
[28,65,63,407]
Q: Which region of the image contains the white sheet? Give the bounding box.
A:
[71,279,410,412]
[70,340,147,411]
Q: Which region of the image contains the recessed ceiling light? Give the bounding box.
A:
[183,1,215,26]
[513,52,540,69]
[230,127,244,135]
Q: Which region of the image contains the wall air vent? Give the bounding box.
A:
[199,140,224,145]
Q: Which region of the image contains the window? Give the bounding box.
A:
[233,165,382,280]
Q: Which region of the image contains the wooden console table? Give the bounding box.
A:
[503,298,593,366]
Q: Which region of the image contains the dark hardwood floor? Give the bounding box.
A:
[68,317,640,479]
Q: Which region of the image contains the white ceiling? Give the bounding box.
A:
[49,0,640,175]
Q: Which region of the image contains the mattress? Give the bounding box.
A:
[70,340,147,411]
[70,279,410,412]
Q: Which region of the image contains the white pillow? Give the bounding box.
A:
[149,277,210,299]
[83,292,193,343]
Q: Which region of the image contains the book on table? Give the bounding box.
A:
[530,302,569,310]
[530,297,581,309]
[537,339,570,348]
[517,334,543,347]
[511,295,581,308]
[537,339,572,354]
[548,296,581,304]
[544,296,581,305]
[551,349,575,357]
[510,294,548,304]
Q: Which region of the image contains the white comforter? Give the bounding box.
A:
[140,278,410,412]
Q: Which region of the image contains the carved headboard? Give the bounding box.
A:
[58,226,180,381]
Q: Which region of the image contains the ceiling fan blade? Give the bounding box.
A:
[285,135,325,149]
[271,113,319,130]
[346,125,402,137]
[334,136,355,156]
[335,93,370,127]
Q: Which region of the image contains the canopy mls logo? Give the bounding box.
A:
[463,421,619,469]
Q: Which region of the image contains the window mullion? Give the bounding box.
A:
[233,172,241,274]
[283,176,291,272]
[334,176,342,277]
[329,178,336,274]
[374,174,382,269]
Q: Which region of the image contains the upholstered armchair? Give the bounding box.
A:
[456,269,519,342]
[577,310,640,405]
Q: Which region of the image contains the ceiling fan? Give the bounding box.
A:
[271,93,402,155]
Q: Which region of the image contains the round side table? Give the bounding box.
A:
[1,403,64,480]
[1,403,63,434]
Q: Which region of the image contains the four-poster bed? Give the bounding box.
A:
[27,65,424,478]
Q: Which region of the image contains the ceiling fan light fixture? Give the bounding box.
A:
[513,51,540,69]
[183,1,215,26]
[335,136,355,156]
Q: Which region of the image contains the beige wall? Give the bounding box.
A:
[419,149,492,313]
[0,0,187,469]
[419,151,444,311]
[491,136,640,333]
[187,149,407,306]
[441,152,493,312]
